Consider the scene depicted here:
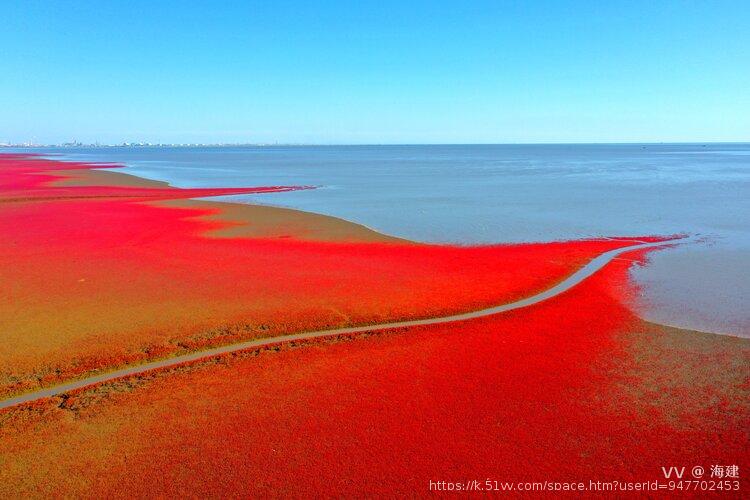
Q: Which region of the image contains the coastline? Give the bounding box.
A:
[49,163,407,244]
[53,156,749,338]
[1,154,663,399]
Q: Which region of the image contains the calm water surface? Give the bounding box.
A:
[12,144,750,337]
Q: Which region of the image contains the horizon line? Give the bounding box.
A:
[3,140,750,148]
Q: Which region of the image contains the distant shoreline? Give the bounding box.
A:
[4,141,750,149]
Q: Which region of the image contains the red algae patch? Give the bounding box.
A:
[0,153,310,202]
[0,154,648,396]
[0,248,746,497]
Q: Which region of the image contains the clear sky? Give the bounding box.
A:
[2,0,749,144]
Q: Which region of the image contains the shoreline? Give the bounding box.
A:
[48,161,408,244]
[1,153,743,405]
[51,156,747,337]
[3,153,670,401]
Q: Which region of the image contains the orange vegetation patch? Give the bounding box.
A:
[0,154,656,396]
[1,248,746,497]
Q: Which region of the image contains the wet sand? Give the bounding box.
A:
[51,165,404,243]
[630,245,750,337]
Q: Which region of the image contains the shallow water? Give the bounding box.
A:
[9,144,750,336]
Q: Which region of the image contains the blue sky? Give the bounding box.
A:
[2,1,749,144]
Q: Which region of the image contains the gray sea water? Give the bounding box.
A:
[10,144,750,337]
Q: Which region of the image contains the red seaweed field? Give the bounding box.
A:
[0,154,747,497]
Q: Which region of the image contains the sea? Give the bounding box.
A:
[8,144,750,337]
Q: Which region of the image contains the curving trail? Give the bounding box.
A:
[0,237,687,410]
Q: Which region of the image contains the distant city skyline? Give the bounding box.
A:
[2,1,749,144]
[6,140,750,149]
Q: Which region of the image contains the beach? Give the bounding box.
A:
[0,153,747,495]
